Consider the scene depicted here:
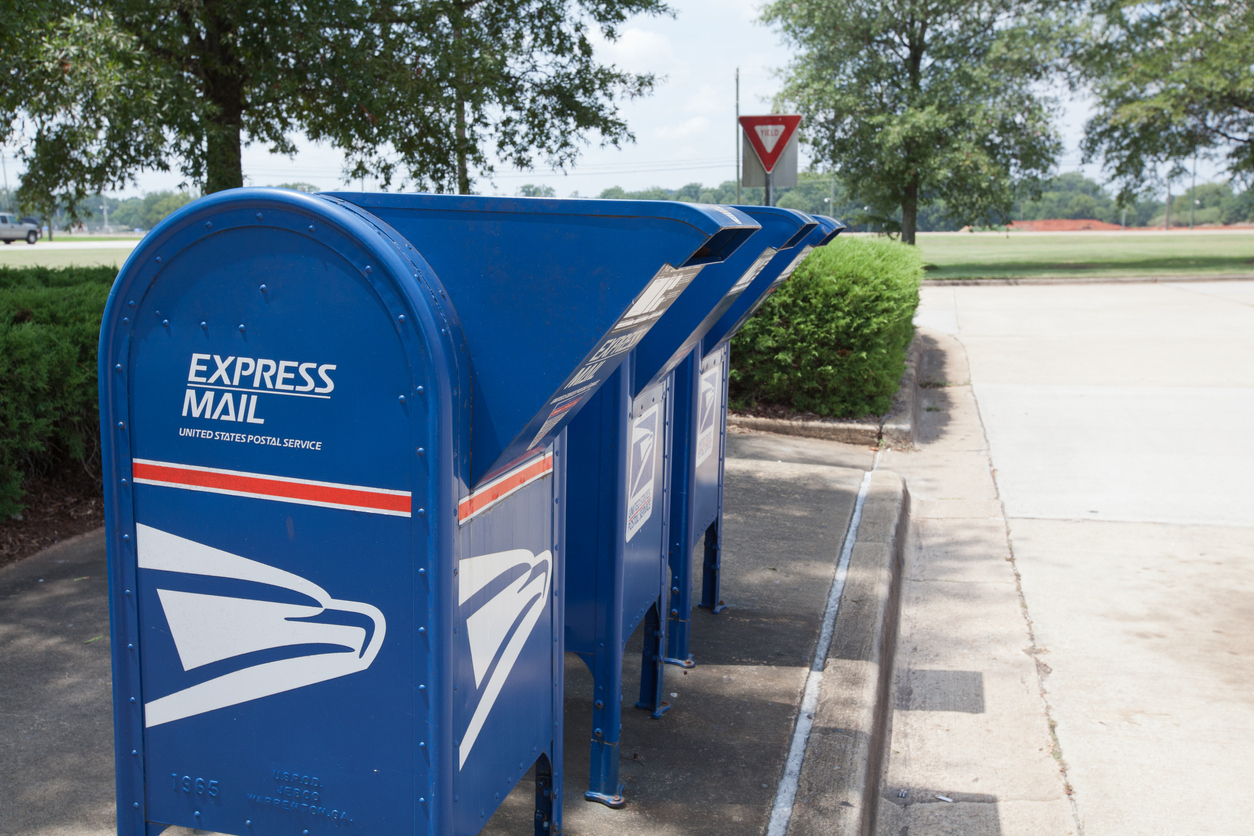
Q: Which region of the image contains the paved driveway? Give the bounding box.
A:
[915,280,1254,835]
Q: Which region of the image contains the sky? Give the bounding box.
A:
[0,0,1228,201]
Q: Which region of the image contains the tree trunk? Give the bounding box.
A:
[205,117,244,194]
[203,1,245,194]
[901,178,919,245]
[455,91,470,195]
[453,15,470,196]
[1165,181,1171,230]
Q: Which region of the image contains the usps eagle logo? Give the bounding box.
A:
[456,548,552,768]
[136,524,386,728]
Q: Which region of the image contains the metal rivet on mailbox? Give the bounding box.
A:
[259,284,267,294]
[155,257,162,264]
[205,221,212,229]
[416,386,425,395]
[364,266,372,274]
[398,395,406,404]
[398,314,406,323]
[115,363,122,371]
[417,508,425,516]
[162,319,169,327]
[255,212,262,220]
[238,324,245,333]
[200,322,207,330]
[117,421,124,429]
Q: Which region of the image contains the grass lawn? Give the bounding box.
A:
[0,246,134,269]
[916,229,1254,280]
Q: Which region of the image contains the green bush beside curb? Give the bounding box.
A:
[0,267,114,517]
[729,236,923,418]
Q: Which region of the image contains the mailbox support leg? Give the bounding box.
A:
[535,754,556,835]
[698,519,726,612]
[700,345,730,615]
[665,353,697,668]
[634,602,672,717]
[586,630,626,807]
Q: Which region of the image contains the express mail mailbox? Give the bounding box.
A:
[664,214,846,668]
[99,188,754,836]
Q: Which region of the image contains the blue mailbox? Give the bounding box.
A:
[99,188,753,836]
[560,203,765,808]
[644,207,821,666]
[665,213,846,667]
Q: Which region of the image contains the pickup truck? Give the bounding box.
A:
[0,213,40,244]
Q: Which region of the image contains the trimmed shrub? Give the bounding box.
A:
[729,236,922,417]
[0,267,114,517]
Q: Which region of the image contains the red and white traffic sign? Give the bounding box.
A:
[739,115,802,174]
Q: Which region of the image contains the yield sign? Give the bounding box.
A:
[739,115,802,174]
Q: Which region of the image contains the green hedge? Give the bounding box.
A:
[729,236,922,418]
[0,266,115,517]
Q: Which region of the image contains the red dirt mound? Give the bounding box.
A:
[1008,219,1125,232]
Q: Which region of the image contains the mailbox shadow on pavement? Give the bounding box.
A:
[484,449,867,834]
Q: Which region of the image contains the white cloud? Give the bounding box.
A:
[590,27,676,73]
[685,84,729,117]
[654,117,711,140]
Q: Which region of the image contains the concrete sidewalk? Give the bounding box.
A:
[0,431,905,836]
[875,331,1077,835]
[902,280,1254,835]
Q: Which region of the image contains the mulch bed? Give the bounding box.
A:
[0,468,105,572]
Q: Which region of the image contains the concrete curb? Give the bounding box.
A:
[788,470,910,836]
[925,272,1254,286]
[726,414,881,446]
[727,334,923,448]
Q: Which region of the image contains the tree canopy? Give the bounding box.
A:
[1079,0,1254,201]
[761,0,1070,243]
[2,0,669,221]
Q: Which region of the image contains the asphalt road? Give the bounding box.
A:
[913,280,1254,835]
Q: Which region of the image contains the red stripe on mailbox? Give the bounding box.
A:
[458,453,554,523]
[131,459,411,517]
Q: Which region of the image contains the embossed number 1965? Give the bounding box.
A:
[172,773,220,796]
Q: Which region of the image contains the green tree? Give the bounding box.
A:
[1080,0,1254,202]
[761,0,1068,244]
[516,184,557,197]
[4,0,669,220]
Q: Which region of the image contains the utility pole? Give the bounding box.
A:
[1190,156,1197,230]
[735,68,741,205]
[1165,176,1171,230]
[0,153,9,212]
